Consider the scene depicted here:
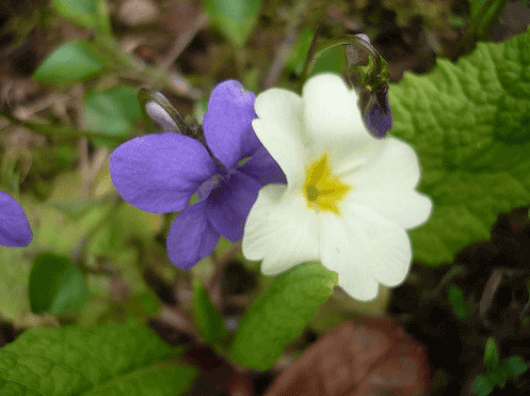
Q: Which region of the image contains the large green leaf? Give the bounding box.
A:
[0,321,198,395]
[389,29,530,265]
[203,0,261,47]
[230,262,336,370]
[33,41,105,84]
[29,252,90,314]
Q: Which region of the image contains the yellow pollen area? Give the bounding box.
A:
[303,154,352,215]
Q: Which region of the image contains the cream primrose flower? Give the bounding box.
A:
[242,73,432,301]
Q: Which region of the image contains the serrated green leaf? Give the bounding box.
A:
[389,29,530,265]
[203,0,261,47]
[192,278,227,344]
[0,321,198,395]
[53,0,98,30]
[29,252,90,314]
[84,85,141,146]
[230,262,336,370]
[33,41,105,83]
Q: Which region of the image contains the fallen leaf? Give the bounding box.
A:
[264,318,430,396]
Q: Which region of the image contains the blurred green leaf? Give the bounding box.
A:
[230,262,336,370]
[203,0,261,47]
[503,355,528,377]
[84,85,141,146]
[287,29,346,76]
[484,337,500,369]
[448,283,468,319]
[47,195,110,220]
[33,41,105,83]
[390,29,530,265]
[0,246,33,323]
[0,321,198,395]
[52,0,98,30]
[473,374,495,396]
[192,278,228,344]
[29,252,90,314]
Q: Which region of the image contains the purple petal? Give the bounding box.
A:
[238,146,287,186]
[110,133,217,214]
[206,170,262,242]
[166,200,220,269]
[202,80,261,170]
[0,191,32,247]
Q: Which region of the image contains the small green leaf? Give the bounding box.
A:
[84,85,141,145]
[230,262,336,370]
[473,373,495,396]
[203,0,261,47]
[0,321,199,395]
[448,283,468,318]
[484,336,500,369]
[192,278,228,344]
[503,355,528,377]
[53,0,98,30]
[28,252,90,314]
[33,41,105,83]
[389,29,530,265]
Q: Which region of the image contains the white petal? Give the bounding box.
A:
[253,88,306,188]
[343,137,432,229]
[242,184,320,275]
[319,204,412,301]
[302,73,372,166]
[146,101,178,131]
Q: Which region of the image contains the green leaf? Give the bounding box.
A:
[389,29,530,265]
[52,0,98,30]
[287,29,346,76]
[203,0,261,47]
[448,284,468,318]
[84,85,141,146]
[29,252,90,314]
[0,321,199,395]
[33,41,105,83]
[0,246,33,323]
[192,278,228,344]
[502,355,528,377]
[484,336,500,369]
[230,262,336,370]
[473,373,495,396]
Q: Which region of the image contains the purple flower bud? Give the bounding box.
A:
[363,87,393,139]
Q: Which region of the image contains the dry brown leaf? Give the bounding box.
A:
[264,318,430,396]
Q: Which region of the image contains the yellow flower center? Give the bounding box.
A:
[303,154,351,215]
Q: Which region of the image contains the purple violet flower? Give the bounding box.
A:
[110,80,286,269]
[0,191,32,247]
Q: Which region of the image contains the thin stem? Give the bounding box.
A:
[0,108,125,141]
[299,34,382,87]
[456,0,507,57]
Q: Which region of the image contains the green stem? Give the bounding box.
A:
[93,36,179,92]
[456,0,507,56]
[299,35,382,87]
[0,108,125,141]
